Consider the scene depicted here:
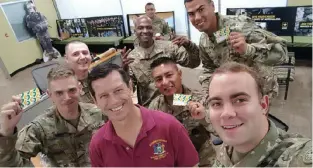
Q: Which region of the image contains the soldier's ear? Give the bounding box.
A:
[128,80,133,93]
[260,95,269,115]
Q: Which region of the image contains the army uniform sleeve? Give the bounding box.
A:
[289,140,312,167]
[148,97,160,110]
[0,123,43,167]
[169,41,201,69]
[243,26,288,65]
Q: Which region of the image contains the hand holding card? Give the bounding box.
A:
[188,101,206,120]
[173,94,192,106]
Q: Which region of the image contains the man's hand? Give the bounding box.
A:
[120,47,134,71]
[172,36,191,47]
[188,101,206,120]
[0,96,23,136]
[228,32,247,55]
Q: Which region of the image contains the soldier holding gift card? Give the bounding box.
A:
[184,0,288,100]
[148,57,216,167]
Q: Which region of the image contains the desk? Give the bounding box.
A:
[281,36,312,61]
[122,36,137,50]
[123,36,136,44]
[52,37,125,55]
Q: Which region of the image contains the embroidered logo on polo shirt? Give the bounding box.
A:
[149,139,168,160]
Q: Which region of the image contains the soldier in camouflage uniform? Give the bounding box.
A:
[25,1,59,61]
[184,0,288,99]
[0,65,107,167]
[124,16,200,107]
[145,2,173,40]
[148,57,216,166]
[204,62,312,167]
[65,41,94,103]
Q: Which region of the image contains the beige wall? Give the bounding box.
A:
[288,0,312,6]
[0,0,58,75]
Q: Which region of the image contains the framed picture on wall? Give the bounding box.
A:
[56,18,89,38]
[85,15,125,37]
[126,11,175,36]
[294,6,312,36]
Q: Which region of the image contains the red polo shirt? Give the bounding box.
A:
[89,105,199,167]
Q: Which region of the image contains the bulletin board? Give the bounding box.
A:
[227,6,312,36]
[126,11,175,36]
[56,15,126,38]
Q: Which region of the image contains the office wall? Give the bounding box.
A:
[54,0,123,19]
[0,0,58,75]
[220,0,287,15]
[288,0,312,6]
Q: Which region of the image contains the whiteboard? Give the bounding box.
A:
[54,0,123,19]
[220,0,287,15]
[120,0,189,36]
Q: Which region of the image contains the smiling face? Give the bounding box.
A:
[208,72,269,148]
[145,4,156,19]
[48,76,81,119]
[91,70,133,122]
[65,42,92,79]
[152,63,182,96]
[135,17,154,43]
[185,0,216,34]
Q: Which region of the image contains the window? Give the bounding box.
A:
[1,0,35,42]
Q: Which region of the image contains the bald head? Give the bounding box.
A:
[134,15,152,28]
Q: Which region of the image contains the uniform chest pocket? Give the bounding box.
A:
[45,134,73,154]
[131,62,153,87]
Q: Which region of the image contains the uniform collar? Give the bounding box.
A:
[53,102,93,134]
[103,105,156,142]
[217,120,280,167]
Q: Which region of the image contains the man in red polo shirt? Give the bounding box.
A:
[87,63,199,167]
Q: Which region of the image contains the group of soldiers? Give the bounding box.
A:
[0,0,311,167]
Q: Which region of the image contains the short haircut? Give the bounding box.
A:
[150,57,177,70]
[145,2,154,8]
[134,15,152,28]
[184,0,211,3]
[47,64,76,85]
[209,62,265,96]
[65,40,87,55]
[88,63,131,98]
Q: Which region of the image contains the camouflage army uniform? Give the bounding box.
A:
[151,16,172,40]
[0,102,107,167]
[128,40,200,107]
[149,85,216,166]
[199,13,288,99]
[213,120,312,167]
[79,78,94,104]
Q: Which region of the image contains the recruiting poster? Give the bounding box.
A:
[85,15,125,37]
[227,7,297,36]
[56,18,89,38]
[127,11,175,35]
[294,6,312,36]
